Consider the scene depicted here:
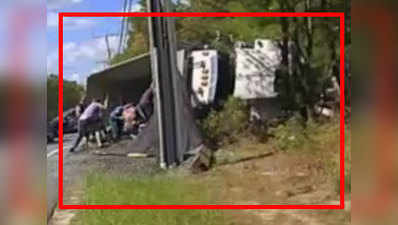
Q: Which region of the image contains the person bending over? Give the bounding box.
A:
[109,104,125,141]
[69,98,106,152]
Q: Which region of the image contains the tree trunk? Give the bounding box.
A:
[305,0,314,62]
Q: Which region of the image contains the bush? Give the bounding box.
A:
[332,127,351,194]
[269,116,341,153]
[47,74,85,120]
[268,116,308,152]
[201,97,249,146]
[269,115,350,195]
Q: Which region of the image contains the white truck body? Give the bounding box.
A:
[190,50,218,105]
[233,39,281,99]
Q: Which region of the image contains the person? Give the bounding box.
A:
[122,104,137,135]
[75,97,87,118]
[109,104,125,141]
[69,98,106,152]
[135,83,154,123]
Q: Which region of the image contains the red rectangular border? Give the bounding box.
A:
[58,12,345,210]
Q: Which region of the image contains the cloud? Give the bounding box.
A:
[62,72,86,85]
[69,72,79,81]
[130,3,142,12]
[47,11,96,29]
[63,36,119,64]
[47,35,120,82]
[65,18,95,29]
[91,64,107,74]
[119,3,142,14]
[47,0,83,10]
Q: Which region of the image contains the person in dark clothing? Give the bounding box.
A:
[136,84,154,123]
[109,105,124,141]
[75,97,87,118]
[69,98,106,152]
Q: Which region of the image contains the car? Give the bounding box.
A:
[47,108,78,142]
[63,108,78,133]
[47,121,58,143]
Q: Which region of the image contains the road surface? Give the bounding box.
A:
[46,133,77,220]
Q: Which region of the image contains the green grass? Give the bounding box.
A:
[72,173,226,225]
[341,126,351,194]
[268,117,342,154]
[269,116,351,195]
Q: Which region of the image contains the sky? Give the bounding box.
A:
[47,0,142,85]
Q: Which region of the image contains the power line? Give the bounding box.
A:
[118,0,134,54]
[124,0,134,48]
[118,0,129,54]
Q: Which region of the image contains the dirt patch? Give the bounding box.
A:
[198,153,334,205]
[187,141,350,225]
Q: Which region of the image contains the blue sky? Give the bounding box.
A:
[47,0,142,85]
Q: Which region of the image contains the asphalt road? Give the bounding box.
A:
[46,133,77,221]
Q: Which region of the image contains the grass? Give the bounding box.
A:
[200,97,249,146]
[71,173,226,225]
[268,116,351,195]
[342,125,351,194]
[214,137,273,166]
[71,112,351,225]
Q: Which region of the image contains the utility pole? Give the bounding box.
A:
[119,0,132,54]
[147,0,205,169]
[105,34,112,62]
[147,0,180,168]
[93,33,118,66]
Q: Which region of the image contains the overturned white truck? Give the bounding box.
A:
[188,39,282,121]
[86,39,283,120]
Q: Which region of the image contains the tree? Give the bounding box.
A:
[112,0,347,121]
[47,74,85,120]
[111,0,149,64]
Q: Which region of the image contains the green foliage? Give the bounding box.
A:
[201,97,249,145]
[177,0,346,118]
[269,116,340,152]
[47,75,58,120]
[332,126,351,194]
[47,74,84,120]
[72,173,226,225]
[176,0,278,54]
[268,116,307,151]
[113,0,349,119]
[110,1,149,65]
[345,129,351,194]
[269,116,350,194]
[111,16,149,65]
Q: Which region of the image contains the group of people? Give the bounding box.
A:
[69,85,154,153]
